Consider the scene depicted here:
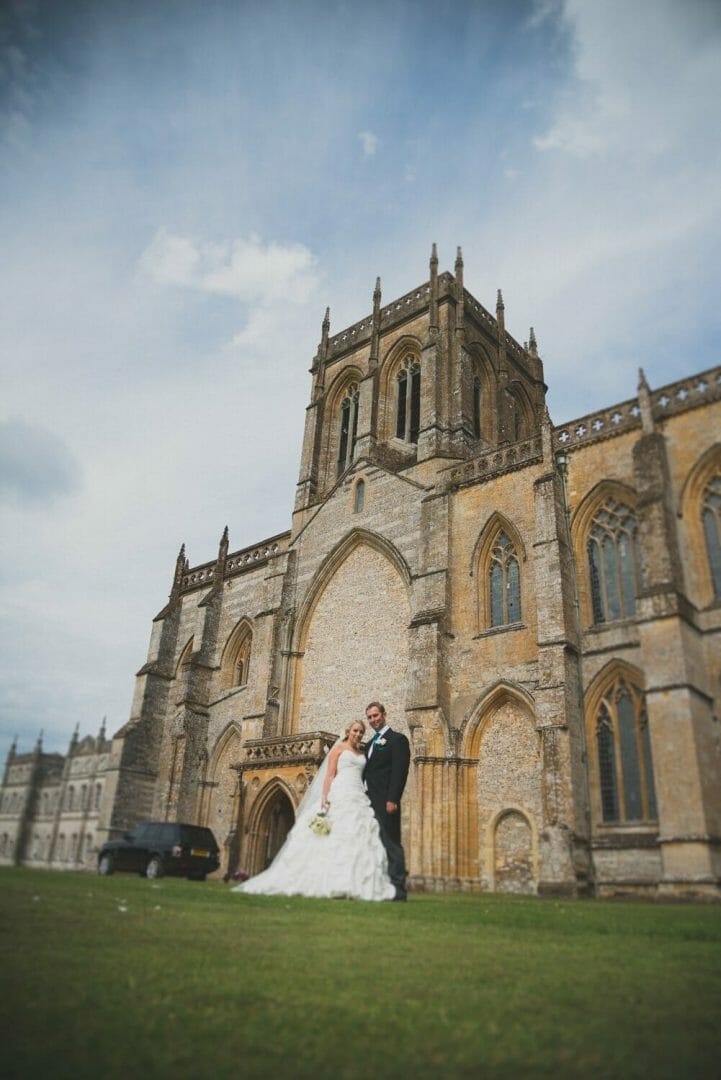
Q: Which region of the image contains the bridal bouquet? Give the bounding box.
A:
[308,810,332,836]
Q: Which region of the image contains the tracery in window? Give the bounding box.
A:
[702,473,721,599]
[222,621,253,690]
[587,498,640,624]
[489,530,521,627]
[233,632,252,688]
[337,383,359,476]
[396,358,421,444]
[594,676,657,824]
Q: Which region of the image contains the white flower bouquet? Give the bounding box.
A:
[308,810,332,836]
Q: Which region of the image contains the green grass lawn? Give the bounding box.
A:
[1,868,720,1079]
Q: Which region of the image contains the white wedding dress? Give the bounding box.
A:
[233,749,395,901]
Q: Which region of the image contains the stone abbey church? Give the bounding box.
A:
[3,248,721,899]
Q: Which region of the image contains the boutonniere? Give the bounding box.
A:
[376,737,387,747]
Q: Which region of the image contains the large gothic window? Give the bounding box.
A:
[594,676,657,824]
[587,498,640,624]
[702,473,721,600]
[337,383,359,476]
[489,530,521,627]
[396,358,421,444]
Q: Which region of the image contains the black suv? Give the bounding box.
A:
[97,822,220,881]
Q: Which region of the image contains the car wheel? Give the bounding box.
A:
[145,856,164,880]
[98,853,114,876]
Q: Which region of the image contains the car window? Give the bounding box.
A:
[179,826,217,848]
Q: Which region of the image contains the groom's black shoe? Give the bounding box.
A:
[392,890,407,902]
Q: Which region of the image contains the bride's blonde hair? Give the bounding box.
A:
[343,720,366,741]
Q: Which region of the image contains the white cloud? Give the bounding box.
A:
[534,0,721,161]
[139,230,319,306]
[358,129,379,157]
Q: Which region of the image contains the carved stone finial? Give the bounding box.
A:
[637,368,654,433]
[496,288,504,311]
[429,243,439,331]
[171,543,187,598]
[99,716,106,740]
[373,276,381,301]
[529,326,538,356]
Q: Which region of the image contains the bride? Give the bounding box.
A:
[233,720,395,901]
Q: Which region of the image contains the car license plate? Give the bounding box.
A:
[191,848,210,858]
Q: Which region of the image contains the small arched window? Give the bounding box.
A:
[66,786,75,812]
[594,676,657,824]
[587,499,640,624]
[337,383,359,477]
[222,622,253,690]
[701,473,721,599]
[233,632,252,687]
[489,530,521,627]
[354,478,365,513]
[396,358,421,444]
[94,783,102,810]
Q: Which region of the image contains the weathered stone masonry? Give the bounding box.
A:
[3,247,720,898]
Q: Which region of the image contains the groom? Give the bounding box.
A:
[364,701,411,901]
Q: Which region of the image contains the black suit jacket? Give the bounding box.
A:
[364,727,411,810]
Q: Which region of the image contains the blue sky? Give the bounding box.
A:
[2,0,720,758]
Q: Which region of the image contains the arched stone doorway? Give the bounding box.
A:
[250,788,295,874]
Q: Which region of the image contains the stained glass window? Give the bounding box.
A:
[593,676,657,824]
[587,499,640,623]
[701,473,721,599]
[489,530,521,627]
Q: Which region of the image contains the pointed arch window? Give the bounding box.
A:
[222,622,253,690]
[232,630,252,688]
[337,383,359,477]
[489,530,521,627]
[701,473,721,599]
[587,498,640,624]
[396,358,421,444]
[594,676,657,824]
